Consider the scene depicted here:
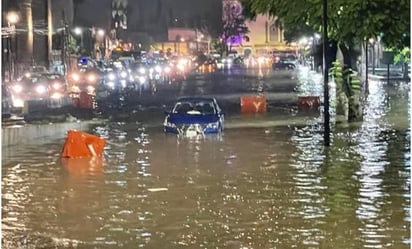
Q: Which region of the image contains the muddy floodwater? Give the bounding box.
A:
[2,80,410,248]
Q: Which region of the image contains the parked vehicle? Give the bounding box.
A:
[68,67,102,95]
[9,75,51,108]
[164,97,224,137]
[272,57,297,70]
[40,73,68,99]
[272,61,296,70]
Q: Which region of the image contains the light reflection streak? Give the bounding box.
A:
[354,79,409,246]
[289,120,327,245]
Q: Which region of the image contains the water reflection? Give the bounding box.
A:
[2,82,410,248]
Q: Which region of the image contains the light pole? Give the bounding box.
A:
[7,11,19,81]
[322,0,330,146]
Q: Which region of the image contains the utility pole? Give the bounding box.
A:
[322,0,330,146]
[365,41,369,94]
[47,0,52,71]
[61,10,68,76]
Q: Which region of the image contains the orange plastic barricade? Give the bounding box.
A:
[61,130,106,158]
[298,96,321,110]
[240,95,266,113]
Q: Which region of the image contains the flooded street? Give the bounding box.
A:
[2,68,410,248]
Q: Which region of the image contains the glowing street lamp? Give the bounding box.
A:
[97,29,105,38]
[7,11,19,25]
[73,27,84,49]
[7,11,19,81]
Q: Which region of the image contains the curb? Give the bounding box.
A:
[2,119,104,147]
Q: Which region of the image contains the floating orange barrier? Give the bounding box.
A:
[298,96,321,110]
[240,95,267,113]
[61,130,106,158]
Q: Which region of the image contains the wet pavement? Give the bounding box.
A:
[2,66,410,248]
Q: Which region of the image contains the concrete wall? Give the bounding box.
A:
[2,120,101,147]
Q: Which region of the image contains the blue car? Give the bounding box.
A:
[164,97,224,136]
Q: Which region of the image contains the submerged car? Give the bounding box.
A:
[164,97,224,136]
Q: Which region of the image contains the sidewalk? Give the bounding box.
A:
[368,67,409,81]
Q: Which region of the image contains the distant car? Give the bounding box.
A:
[9,75,51,108]
[272,60,296,70]
[41,73,68,99]
[164,97,224,136]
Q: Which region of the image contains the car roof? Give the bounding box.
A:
[177,97,216,102]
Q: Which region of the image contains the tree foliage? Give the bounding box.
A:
[221,16,249,54]
[240,0,410,51]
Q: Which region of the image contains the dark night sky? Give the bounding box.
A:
[75,0,223,39]
[75,0,112,28]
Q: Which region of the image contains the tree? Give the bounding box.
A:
[222,16,249,54]
[221,0,249,55]
[241,0,410,68]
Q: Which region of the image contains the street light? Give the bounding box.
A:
[7,11,19,24]
[97,29,105,38]
[73,27,84,51]
[7,11,19,81]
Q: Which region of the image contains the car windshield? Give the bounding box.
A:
[173,100,216,115]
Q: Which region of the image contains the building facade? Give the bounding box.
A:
[222,0,295,57]
[1,0,73,78]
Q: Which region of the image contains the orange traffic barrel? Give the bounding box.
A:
[240,95,266,113]
[298,96,321,110]
[61,130,106,158]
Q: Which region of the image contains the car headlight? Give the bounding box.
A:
[88,74,97,83]
[177,64,185,71]
[206,121,219,129]
[13,98,24,108]
[36,85,47,94]
[139,76,145,84]
[13,84,23,93]
[52,82,61,90]
[120,71,128,78]
[107,81,115,89]
[155,65,162,73]
[72,73,80,82]
[108,73,116,80]
[51,92,63,99]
